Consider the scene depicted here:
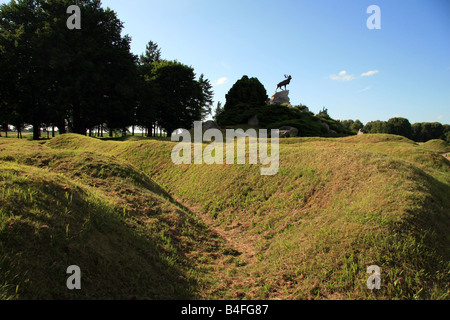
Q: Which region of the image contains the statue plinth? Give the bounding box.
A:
[269,90,291,105]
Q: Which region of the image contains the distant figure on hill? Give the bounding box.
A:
[358,129,365,135]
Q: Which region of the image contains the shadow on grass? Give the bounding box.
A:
[0,168,200,300]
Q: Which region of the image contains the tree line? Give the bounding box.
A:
[0,0,213,140]
[339,118,450,143]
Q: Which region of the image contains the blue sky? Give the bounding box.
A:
[3,0,449,124]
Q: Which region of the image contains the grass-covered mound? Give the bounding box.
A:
[0,137,228,299]
[1,133,449,300]
[420,139,450,154]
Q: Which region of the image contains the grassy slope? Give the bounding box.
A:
[1,133,449,300]
[419,139,450,154]
[0,137,228,299]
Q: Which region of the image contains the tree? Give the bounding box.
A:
[136,66,158,136]
[198,74,214,120]
[139,41,161,65]
[387,117,412,139]
[217,75,268,126]
[351,120,364,132]
[443,124,450,143]
[213,102,223,122]
[0,0,138,139]
[152,60,204,136]
[0,0,53,140]
[135,41,164,136]
[224,75,267,112]
[364,120,388,134]
[338,119,364,134]
[412,123,422,141]
[412,122,444,142]
[137,41,211,137]
[46,0,138,136]
[425,122,444,141]
[339,120,355,131]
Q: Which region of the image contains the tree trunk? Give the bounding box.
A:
[33,124,40,140]
[52,126,55,137]
[57,120,67,135]
[72,104,86,135]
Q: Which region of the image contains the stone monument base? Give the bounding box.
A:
[269,90,291,105]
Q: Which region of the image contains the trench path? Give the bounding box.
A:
[176,197,266,299]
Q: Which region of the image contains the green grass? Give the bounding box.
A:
[0,137,225,299]
[419,139,450,154]
[0,133,449,300]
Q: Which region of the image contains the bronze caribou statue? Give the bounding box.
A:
[277,75,292,91]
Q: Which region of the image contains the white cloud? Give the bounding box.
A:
[330,70,357,81]
[361,70,379,77]
[330,70,379,81]
[214,77,228,86]
[436,115,444,120]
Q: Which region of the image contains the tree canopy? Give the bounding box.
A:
[361,119,448,143]
[224,76,267,111]
[216,76,267,126]
[387,117,412,139]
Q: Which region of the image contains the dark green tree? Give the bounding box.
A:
[139,41,161,65]
[224,75,267,112]
[364,120,389,134]
[351,120,364,132]
[135,41,164,136]
[198,74,214,120]
[152,60,204,136]
[339,120,355,131]
[0,0,54,140]
[412,123,423,142]
[387,117,412,139]
[426,122,444,141]
[213,101,223,122]
[136,68,158,136]
[443,124,450,143]
[217,75,267,125]
[45,0,138,135]
[0,0,138,139]
[411,122,444,142]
